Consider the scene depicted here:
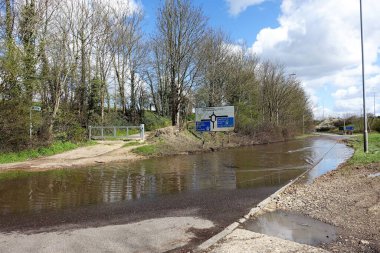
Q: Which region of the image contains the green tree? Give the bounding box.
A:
[19,0,38,102]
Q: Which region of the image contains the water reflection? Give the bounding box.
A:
[0,136,352,216]
[243,211,337,246]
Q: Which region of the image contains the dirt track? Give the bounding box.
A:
[0,141,144,171]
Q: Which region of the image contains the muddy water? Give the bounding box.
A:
[0,136,352,217]
[243,211,337,245]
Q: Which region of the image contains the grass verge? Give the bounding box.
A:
[132,144,157,156]
[294,133,319,140]
[122,141,142,148]
[348,132,380,165]
[0,141,96,164]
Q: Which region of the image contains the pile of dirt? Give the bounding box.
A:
[276,164,380,253]
[148,126,292,157]
[150,127,203,155]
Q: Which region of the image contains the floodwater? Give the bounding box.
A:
[243,210,337,245]
[0,136,352,221]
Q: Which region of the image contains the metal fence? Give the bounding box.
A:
[88,124,145,140]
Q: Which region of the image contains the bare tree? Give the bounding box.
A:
[145,38,171,117]
[111,8,143,117]
[154,0,206,126]
[197,29,231,107]
[92,2,114,123]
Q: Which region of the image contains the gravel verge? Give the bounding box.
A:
[276,164,380,253]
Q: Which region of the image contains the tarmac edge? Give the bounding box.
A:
[196,167,311,252]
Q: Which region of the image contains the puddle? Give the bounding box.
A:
[243,211,337,246]
[369,172,380,178]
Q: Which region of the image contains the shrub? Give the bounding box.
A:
[133,145,157,156]
[371,118,380,132]
[142,111,171,131]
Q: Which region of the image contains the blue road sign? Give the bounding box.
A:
[217,117,234,128]
[195,106,235,132]
[196,121,211,132]
[339,126,354,131]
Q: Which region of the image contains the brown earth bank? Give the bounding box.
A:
[143,125,295,157]
[0,126,295,171]
[276,163,380,253]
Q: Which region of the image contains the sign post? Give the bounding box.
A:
[30,106,42,139]
[195,106,235,132]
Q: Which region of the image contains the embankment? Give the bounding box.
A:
[133,126,294,157]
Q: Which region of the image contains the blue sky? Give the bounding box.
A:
[135,0,380,119]
[141,0,281,45]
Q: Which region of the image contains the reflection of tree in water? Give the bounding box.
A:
[0,166,190,215]
[0,138,350,216]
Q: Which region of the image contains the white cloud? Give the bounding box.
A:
[105,0,142,14]
[223,42,244,55]
[332,86,360,100]
[250,0,380,116]
[225,0,267,16]
[335,98,364,113]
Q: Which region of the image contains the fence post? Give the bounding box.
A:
[89,126,92,140]
[127,127,129,137]
[113,127,116,137]
[140,124,145,140]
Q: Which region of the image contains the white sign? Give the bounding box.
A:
[195,106,235,132]
[31,106,41,112]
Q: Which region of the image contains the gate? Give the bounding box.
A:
[88,124,145,140]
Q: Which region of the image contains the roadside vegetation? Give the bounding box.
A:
[316,115,380,134]
[1,0,312,157]
[133,145,157,156]
[0,141,95,164]
[122,141,142,148]
[348,132,380,166]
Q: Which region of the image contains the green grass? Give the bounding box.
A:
[348,132,380,165]
[294,133,319,140]
[122,141,142,147]
[132,144,157,156]
[0,141,96,164]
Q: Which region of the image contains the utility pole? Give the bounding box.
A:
[360,0,368,153]
[322,101,325,120]
[343,116,346,135]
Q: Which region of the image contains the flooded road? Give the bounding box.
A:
[0,136,352,233]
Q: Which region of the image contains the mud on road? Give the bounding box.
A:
[276,163,380,253]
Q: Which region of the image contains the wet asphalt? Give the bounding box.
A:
[0,186,278,235]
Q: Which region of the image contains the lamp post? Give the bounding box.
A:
[360,0,368,152]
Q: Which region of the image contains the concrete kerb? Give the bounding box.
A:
[196,176,301,252]
[196,146,334,252]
